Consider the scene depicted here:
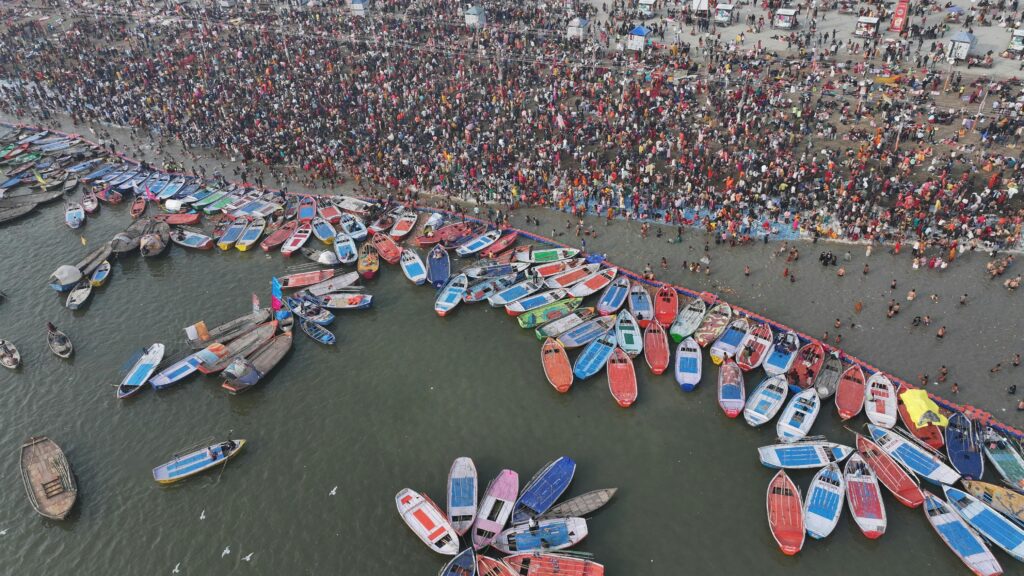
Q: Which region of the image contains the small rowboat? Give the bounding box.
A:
[573,329,616,381]
[532,258,584,279]
[492,517,588,554]
[81,190,98,213]
[535,307,596,340]
[744,375,790,427]
[447,457,478,537]
[358,243,379,279]
[280,223,312,256]
[171,227,214,250]
[280,269,336,289]
[318,293,373,310]
[311,216,336,244]
[614,310,643,358]
[596,276,629,316]
[301,247,341,267]
[456,229,501,257]
[506,289,568,316]
[923,490,1002,576]
[489,278,544,307]
[643,320,670,375]
[287,297,334,325]
[389,210,418,240]
[129,196,147,219]
[339,213,368,242]
[435,274,469,317]
[982,428,1024,490]
[299,319,335,345]
[371,232,402,264]
[545,263,600,289]
[46,322,73,358]
[220,332,293,393]
[65,280,92,310]
[368,213,395,236]
[477,556,515,576]
[152,212,200,226]
[766,470,805,556]
[626,282,654,327]
[607,347,637,407]
[64,201,85,228]
[763,330,800,375]
[736,322,773,371]
[868,424,961,485]
[417,221,471,247]
[513,457,577,524]
[898,400,945,450]
[669,296,707,343]
[804,463,845,539]
[694,302,731,347]
[89,260,111,286]
[567,267,617,298]
[503,554,604,576]
[333,234,358,265]
[95,186,122,204]
[153,440,245,484]
[758,440,854,469]
[516,247,579,264]
[399,249,427,285]
[234,217,266,251]
[776,388,820,443]
[261,220,297,252]
[197,321,278,374]
[856,434,924,508]
[480,230,518,257]
[961,480,1024,527]
[653,285,678,327]
[472,469,519,550]
[317,198,341,223]
[717,359,745,418]
[517,298,583,329]
[813,353,844,399]
[465,274,518,303]
[117,343,165,399]
[786,341,824,393]
[674,337,702,392]
[835,364,866,420]
[709,318,750,365]
[303,271,359,297]
[555,315,614,347]
[541,338,573,393]
[426,245,450,288]
[439,547,475,576]
[844,453,887,539]
[946,413,984,480]
[297,195,317,223]
[943,486,1024,564]
[464,261,529,279]
[864,372,898,429]
[20,436,77,520]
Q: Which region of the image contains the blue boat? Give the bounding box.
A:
[99,167,128,183]
[149,352,206,390]
[148,175,170,196]
[923,491,1002,576]
[488,278,544,307]
[512,456,577,524]
[0,174,24,189]
[158,179,185,200]
[333,234,358,265]
[119,171,151,191]
[108,169,138,187]
[434,273,468,316]
[438,548,475,576]
[494,517,588,554]
[944,486,1024,563]
[299,319,335,345]
[557,316,615,349]
[596,276,629,315]
[176,183,200,199]
[868,424,961,485]
[743,374,789,427]
[803,463,845,539]
[152,439,246,484]
[464,274,517,303]
[573,330,616,380]
[455,229,500,257]
[66,159,100,173]
[426,246,452,288]
[186,188,215,203]
[339,213,368,241]
[286,297,334,326]
[116,343,165,399]
[763,330,800,376]
[757,441,854,469]
[946,412,985,480]
[81,163,113,180]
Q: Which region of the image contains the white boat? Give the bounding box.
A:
[669,297,706,343]
[488,278,544,307]
[333,233,358,265]
[864,372,898,428]
[505,289,567,316]
[65,280,92,310]
[491,517,589,554]
[338,213,368,241]
[924,490,1003,576]
[776,388,820,443]
[399,249,427,285]
[331,195,374,217]
[455,229,501,257]
[868,425,961,485]
[803,463,845,539]
[435,274,468,317]
[943,486,1024,564]
[544,263,600,289]
[763,330,800,375]
[743,374,790,427]
[394,488,459,555]
[446,457,478,537]
[674,337,702,392]
[614,310,643,358]
[758,441,854,469]
[709,317,750,365]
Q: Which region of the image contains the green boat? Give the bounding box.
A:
[204,191,238,214]
[518,247,580,264]
[534,307,596,340]
[517,297,583,329]
[983,429,1024,490]
[0,144,16,157]
[192,187,229,208]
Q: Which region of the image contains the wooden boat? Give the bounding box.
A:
[152,212,200,226]
[766,470,805,555]
[626,281,654,327]
[260,220,297,252]
[545,263,600,289]
[694,302,731,347]
[234,217,265,251]
[506,289,568,316]
[20,437,77,520]
[65,280,92,310]
[535,307,596,340]
[962,480,1024,527]
[297,195,317,223]
[763,330,800,375]
[318,293,373,310]
[426,245,451,288]
[502,553,605,576]
[868,424,960,485]
[149,350,207,389]
[674,337,702,392]
[614,310,643,358]
[758,440,854,469]
[477,556,516,576]
[844,453,887,539]
[81,189,98,214]
[786,341,825,392]
[898,400,945,450]
[567,268,618,298]
[447,457,478,536]
[221,332,293,394]
[116,343,165,398]
[299,319,335,345]
[472,469,519,550]
[332,233,358,265]
[46,322,73,358]
[398,249,427,285]
[184,309,271,349]
[744,375,790,427]
[982,428,1024,491]
[139,221,171,257]
[153,439,246,485]
[643,320,670,375]
[357,243,379,279]
[368,212,395,236]
[197,322,277,374]
[736,322,772,371]
[456,229,501,257]
[95,186,122,204]
[492,517,588,554]
[517,298,583,329]
[0,203,36,224]
[532,258,584,279]
[946,413,985,480]
[596,276,629,316]
[923,490,1002,576]
[516,247,579,264]
[63,201,85,228]
[513,457,577,524]
[944,486,1024,563]
[554,314,614,347]
[669,296,707,343]
[280,223,312,256]
[814,353,844,399]
[465,274,517,303]
[480,230,518,257]
[489,278,544,307]
[835,364,866,420]
[717,359,745,418]
[305,271,359,296]
[856,434,924,508]
[709,317,750,365]
[864,372,899,429]
[653,285,678,327]
[541,338,573,393]
[216,216,248,250]
[129,196,147,219]
[435,274,469,317]
[371,232,402,264]
[317,198,342,224]
[439,548,475,576]
[573,330,617,381]
[539,488,618,520]
[88,259,111,286]
[170,227,214,250]
[803,463,845,539]
[280,269,336,289]
[287,296,334,325]
[776,388,820,443]
[417,221,470,247]
[607,347,638,407]
[310,216,336,244]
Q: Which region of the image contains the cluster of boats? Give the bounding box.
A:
[0,127,94,226]
[397,456,613,575]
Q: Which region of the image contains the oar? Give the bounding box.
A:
[215,431,235,483]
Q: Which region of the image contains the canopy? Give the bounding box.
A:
[950,31,976,44]
[629,25,650,36]
[900,389,949,429]
[947,5,965,14]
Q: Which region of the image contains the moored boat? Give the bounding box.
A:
[744,375,790,427]
[736,322,772,371]
[763,330,800,375]
[856,434,924,508]
[844,453,887,539]
[555,314,614,347]
[45,322,73,358]
[506,289,567,316]
[357,243,379,279]
[234,217,266,251]
[545,263,600,289]
[89,260,111,286]
[541,338,573,393]
[674,337,702,392]
[20,436,77,520]
[480,229,518,257]
[116,343,165,398]
[502,553,605,576]
[595,276,629,316]
[171,227,214,250]
[492,517,588,554]
[456,229,501,257]
[669,296,707,343]
[946,413,985,480]
[516,298,583,329]
[961,480,1024,527]
[371,232,402,264]
[803,463,845,539]
[280,223,312,257]
[786,341,824,393]
[297,195,317,223]
[625,281,654,327]
[513,457,577,524]
[65,280,92,310]
[897,397,945,450]
[447,457,478,536]
[864,372,899,429]
[573,329,616,380]
[426,245,450,288]
[299,319,335,345]
[693,302,731,347]
[221,332,293,394]
[923,490,1002,576]
[216,216,249,250]
[516,246,579,264]
[766,470,805,556]
[153,439,245,484]
[333,233,358,265]
[472,470,519,550]
[535,307,596,340]
[758,440,854,469]
[776,388,820,443]
[813,353,844,399]
[435,274,469,317]
[614,310,642,358]
[567,268,618,298]
[607,347,638,407]
[982,428,1024,491]
[653,285,678,327]
[280,269,336,290]
[709,317,750,365]
[539,488,618,520]
[944,486,1024,563]
[867,424,961,485]
[835,364,866,420]
[260,220,297,252]
[717,358,745,418]
[439,548,475,576]
[643,320,670,375]
[395,488,460,555]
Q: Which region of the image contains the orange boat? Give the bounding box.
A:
[541,338,573,393]
[835,364,866,420]
[279,269,336,289]
[766,470,805,556]
[897,401,945,450]
[371,233,401,264]
[477,555,516,576]
[358,243,379,279]
[606,347,637,408]
[152,213,201,226]
[643,320,670,375]
[261,221,297,252]
[786,341,825,391]
[654,285,678,326]
[480,230,519,258]
[502,553,604,576]
[129,196,147,219]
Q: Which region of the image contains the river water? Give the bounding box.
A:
[1,201,1020,575]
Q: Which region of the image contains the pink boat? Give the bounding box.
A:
[280,223,312,257]
[471,469,519,550]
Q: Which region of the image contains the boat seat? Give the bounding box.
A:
[42,478,66,498]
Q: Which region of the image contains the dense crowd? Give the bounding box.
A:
[0,0,1022,256]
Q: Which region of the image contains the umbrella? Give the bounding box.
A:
[947,6,965,14]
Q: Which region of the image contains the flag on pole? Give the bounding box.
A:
[251,293,260,314]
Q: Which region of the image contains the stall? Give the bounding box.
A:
[692,0,710,17]
[1009,29,1024,55]
[627,25,650,51]
[773,8,798,29]
[567,16,591,40]
[714,3,734,25]
[464,5,486,29]
[946,31,977,62]
[853,16,879,38]
[639,0,656,16]
[349,0,366,17]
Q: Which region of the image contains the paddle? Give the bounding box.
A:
[215,431,235,484]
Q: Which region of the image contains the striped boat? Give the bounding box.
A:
[152,440,245,484]
[923,490,1002,576]
[867,424,961,485]
[944,486,1024,563]
[516,298,583,329]
[744,375,790,427]
[758,441,854,469]
[803,463,845,539]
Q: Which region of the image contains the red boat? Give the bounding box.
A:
[442,222,486,248]
[95,186,123,204]
[367,213,394,236]
[280,222,312,256]
[279,268,336,289]
[897,401,945,450]
[856,435,924,508]
[786,341,825,390]
[643,320,670,375]
[736,322,773,371]
[766,470,805,556]
[532,258,583,278]
[480,230,519,258]
[541,338,573,393]
[653,285,678,326]
[317,198,341,224]
[416,221,473,247]
[371,233,402,264]
[297,195,317,224]
[477,556,516,576]
[261,221,297,252]
[153,213,201,226]
[835,364,866,420]
[129,196,147,219]
[606,347,637,408]
[502,553,604,576]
